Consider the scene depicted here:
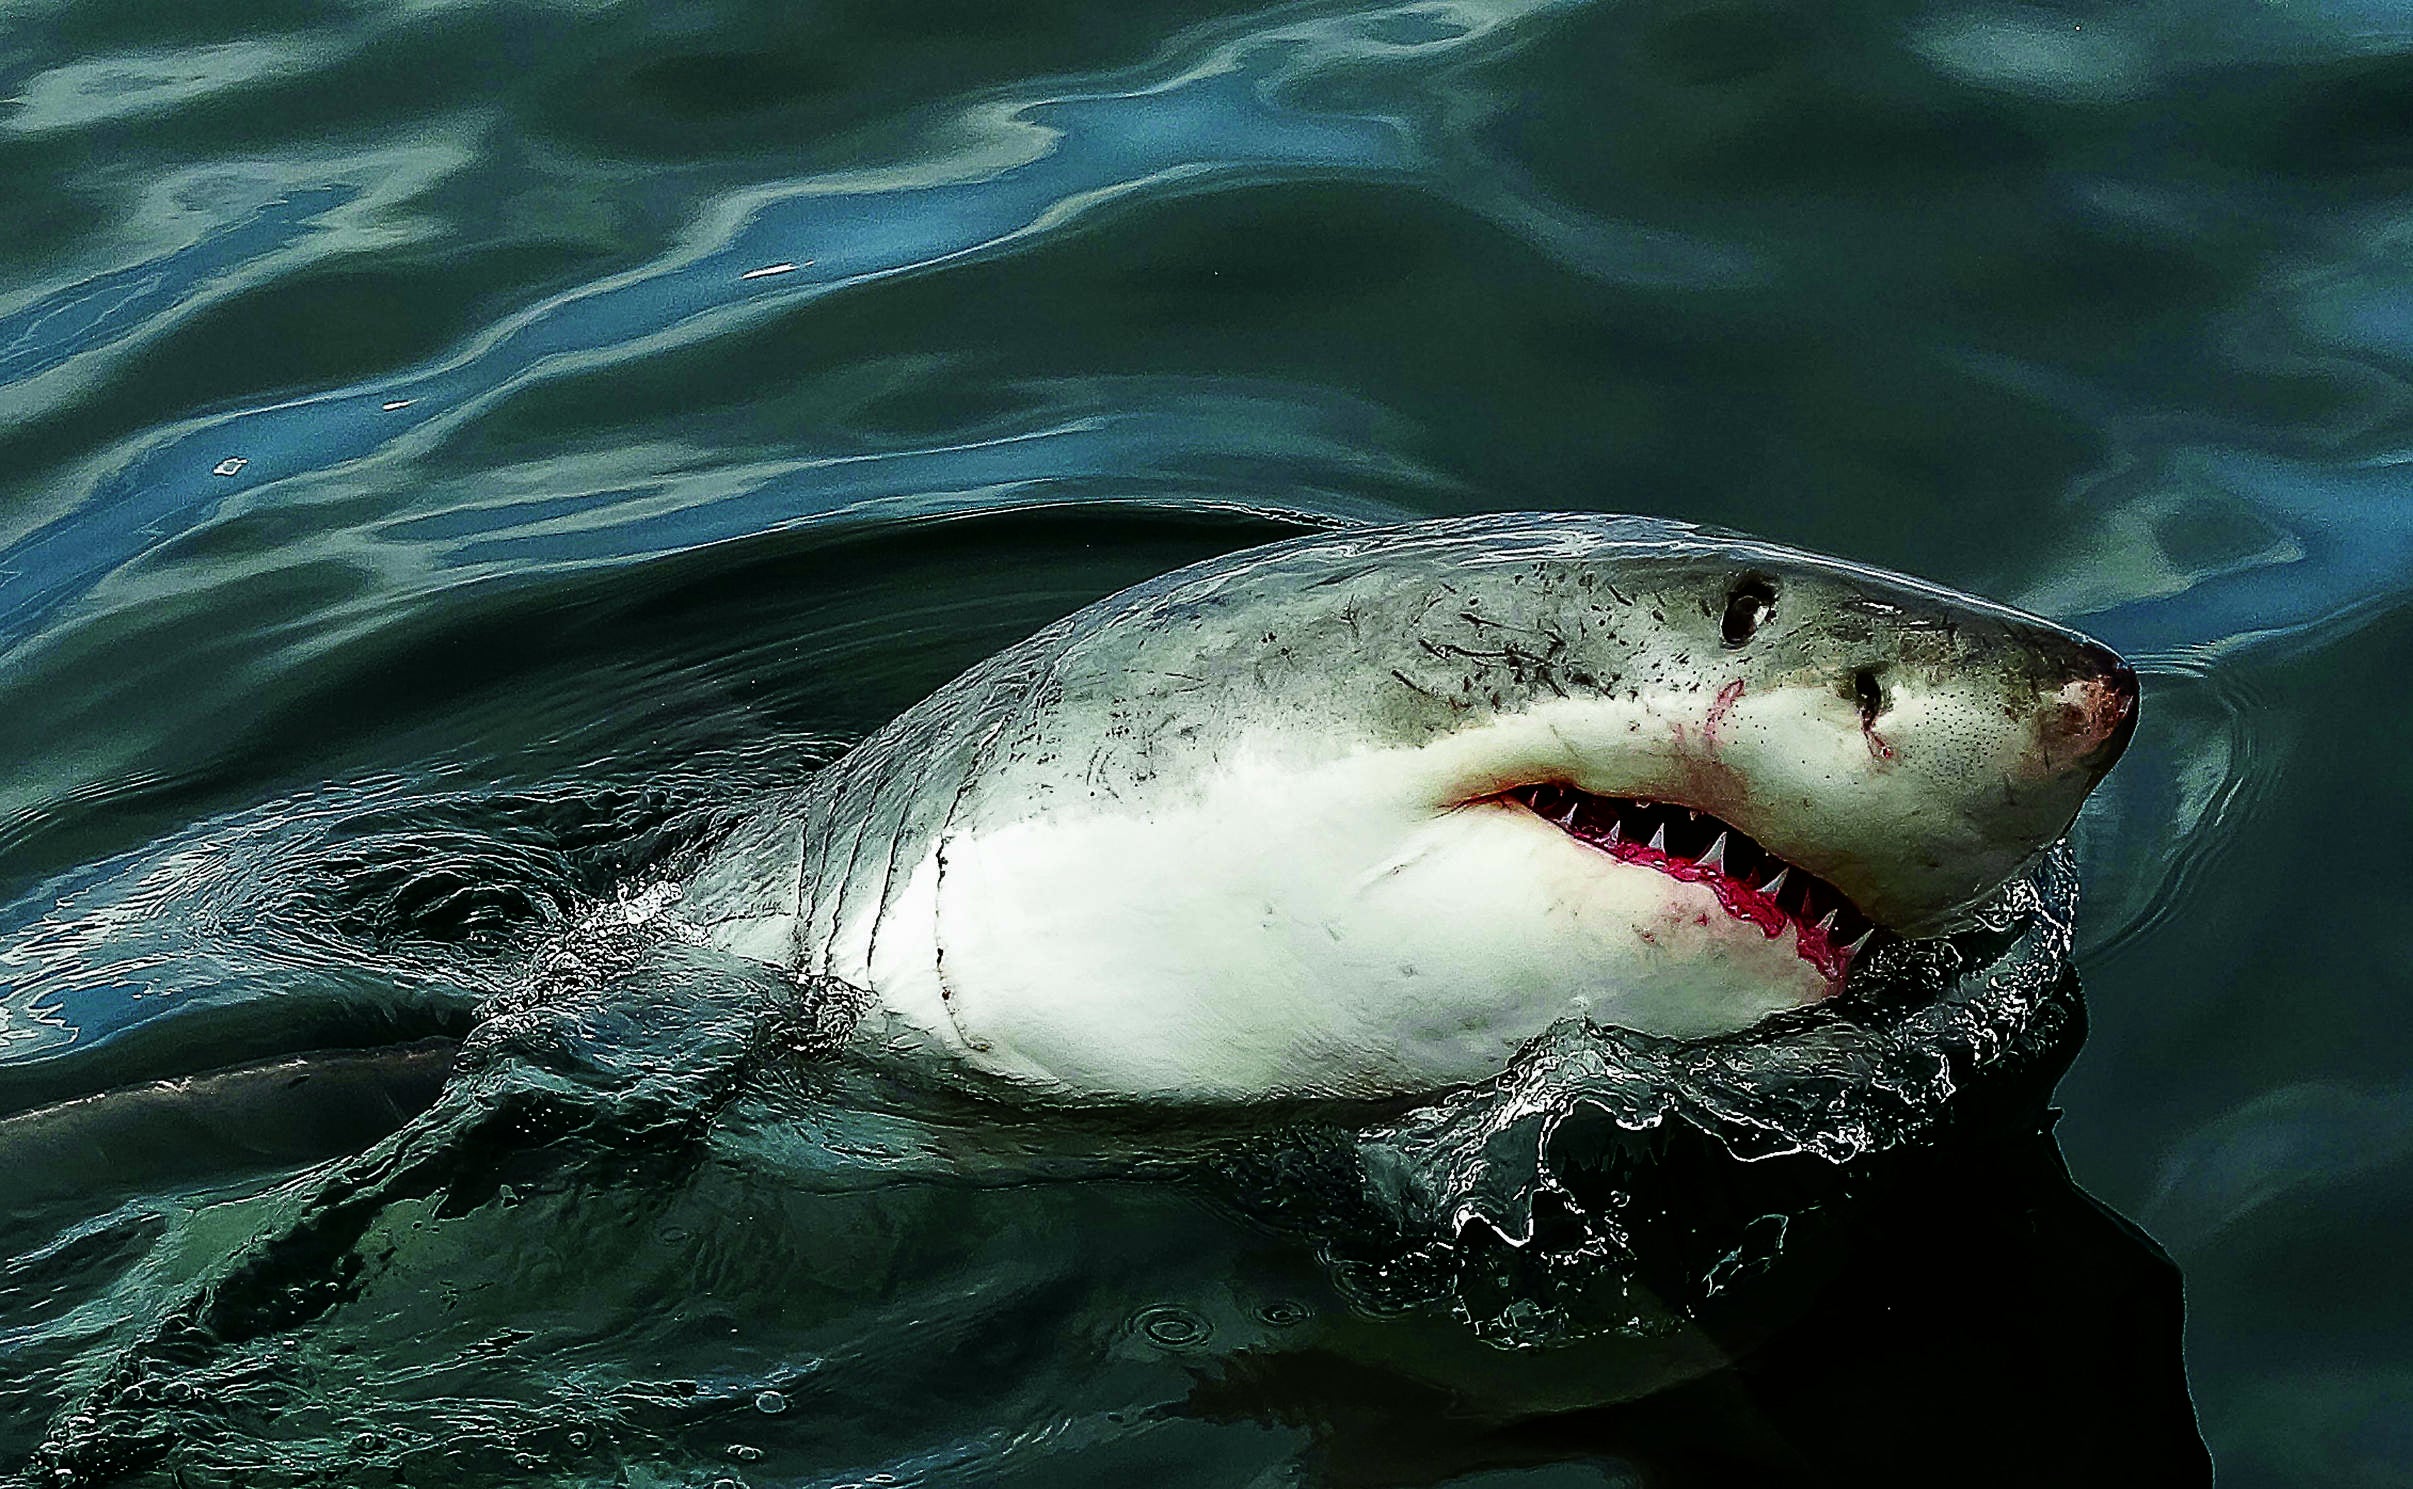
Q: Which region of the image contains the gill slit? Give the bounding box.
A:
[808,767,879,981]
[926,647,1063,1055]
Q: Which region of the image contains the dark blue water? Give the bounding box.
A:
[4,1,2412,1483]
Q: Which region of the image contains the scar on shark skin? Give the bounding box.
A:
[1703,679,1745,751]
[1864,718,1897,763]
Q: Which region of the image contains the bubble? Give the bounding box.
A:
[1253,1299,1310,1327]
[752,1391,788,1415]
[1134,1304,1211,1349]
[727,1444,763,1462]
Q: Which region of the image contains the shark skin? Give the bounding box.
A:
[679,512,2138,1105]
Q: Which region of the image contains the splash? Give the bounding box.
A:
[1226,846,2085,1346]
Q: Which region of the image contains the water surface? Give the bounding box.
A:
[4,1,2412,1484]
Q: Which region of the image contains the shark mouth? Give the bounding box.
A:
[1505,782,1900,986]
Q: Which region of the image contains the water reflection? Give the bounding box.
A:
[2145,1080,2413,1256]
[1,0,1636,653]
[2033,446,2413,662]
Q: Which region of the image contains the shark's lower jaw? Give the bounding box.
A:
[1504,783,1900,987]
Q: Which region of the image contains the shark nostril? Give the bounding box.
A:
[1852,667,1886,726]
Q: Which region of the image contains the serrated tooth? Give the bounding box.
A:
[1698,832,1727,872]
[1558,800,1580,828]
[1758,868,1788,897]
[1605,818,1622,845]
[1648,823,1667,853]
[1843,928,1873,954]
[1815,908,1837,933]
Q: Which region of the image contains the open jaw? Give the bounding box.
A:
[1504,783,1900,987]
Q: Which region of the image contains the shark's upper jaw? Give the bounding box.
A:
[1503,782,1901,988]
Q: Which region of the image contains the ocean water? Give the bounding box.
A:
[2,0,2410,1483]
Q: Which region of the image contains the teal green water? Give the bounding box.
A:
[3,1,2412,1484]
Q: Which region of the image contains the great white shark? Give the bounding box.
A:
[675,511,2137,1104]
[4,510,2152,1478]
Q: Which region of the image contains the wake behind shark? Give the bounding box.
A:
[677,511,2136,1103]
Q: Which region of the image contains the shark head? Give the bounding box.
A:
[784,513,2135,1103]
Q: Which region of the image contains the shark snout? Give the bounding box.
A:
[2037,644,2139,777]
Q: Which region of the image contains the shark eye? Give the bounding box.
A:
[1721,576,1777,647]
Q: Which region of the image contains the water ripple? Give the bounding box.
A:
[0,0,1665,657]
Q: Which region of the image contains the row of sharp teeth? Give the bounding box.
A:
[1514,784,1887,955]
